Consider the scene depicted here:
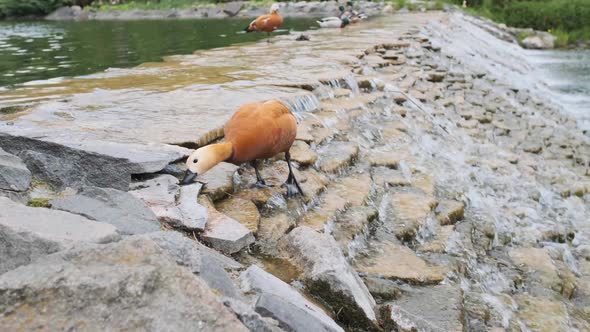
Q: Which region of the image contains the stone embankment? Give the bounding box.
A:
[1,10,590,332]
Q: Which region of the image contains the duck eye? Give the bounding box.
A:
[193,159,198,164]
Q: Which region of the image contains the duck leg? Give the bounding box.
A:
[282,151,304,197]
[251,160,271,188]
[267,32,271,43]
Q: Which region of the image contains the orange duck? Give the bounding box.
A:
[245,4,283,42]
[181,99,303,197]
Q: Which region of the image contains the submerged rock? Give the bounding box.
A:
[0,148,31,192]
[0,238,248,331]
[51,186,161,235]
[240,265,344,332]
[200,197,255,254]
[387,191,437,241]
[216,197,261,233]
[0,197,120,275]
[279,226,378,330]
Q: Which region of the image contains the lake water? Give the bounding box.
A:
[0,18,319,88]
[527,49,590,131]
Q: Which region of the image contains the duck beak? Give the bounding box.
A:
[181,170,198,185]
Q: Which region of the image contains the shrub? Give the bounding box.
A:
[0,0,78,18]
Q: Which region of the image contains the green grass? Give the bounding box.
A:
[394,0,407,10]
[434,0,445,10]
[90,0,213,11]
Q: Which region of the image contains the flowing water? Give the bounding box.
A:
[0,17,320,88]
[527,49,590,131]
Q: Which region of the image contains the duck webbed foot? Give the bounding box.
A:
[251,160,274,188]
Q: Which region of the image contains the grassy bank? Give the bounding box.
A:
[447,0,590,47]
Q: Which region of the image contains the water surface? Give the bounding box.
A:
[0,18,319,88]
[527,49,590,130]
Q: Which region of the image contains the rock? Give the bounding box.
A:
[223,1,244,17]
[0,133,187,191]
[216,197,261,233]
[289,140,318,166]
[371,167,411,187]
[317,141,359,173]
[200,198,255,254]
[0,148,31,192]
[256,213,294,255]
[362,276,403,301]
[387,191,437,241]
[368,151,400,168]
[354,241,445,284]
[280,227,377,330]
[51,186,161,235]
[130,175,207,231]
[137,231,241,274]
[520,32,556,50]
[418,225,454,253]
[522,141,543,154]
[435,200,465,225]
[382,50,403,60]
[383,284,463,332]
[200,255,240,298]
[240,265,344,332]
[223,298,284,332]
[332,206,378,252]
[509,247,561,292]
[426,71,446,82]
[0,197,120,274]
[0,238,248,331]
[200,162,239,201]
[515,294,569,332]
[45,6,82,20]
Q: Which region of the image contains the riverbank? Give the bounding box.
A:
[1,10,589,331]
[43,1,389,21]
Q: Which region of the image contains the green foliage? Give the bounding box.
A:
[434,1,445,10]
[394,0,406,10]
[0,0,94,18]
[26,198,51,208]
[502,0,590,32]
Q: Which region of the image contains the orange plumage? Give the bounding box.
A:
[245,4,283,35]
[225,100,296,163]
[182,99,303,196]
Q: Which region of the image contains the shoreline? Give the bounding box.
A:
[0,10,589,331]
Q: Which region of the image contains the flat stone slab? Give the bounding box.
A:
[0,238,248,331]
[280,226,377,330]
[137,231,241,274]
[51,186,161,235]
[0,148,31,192]
[200,162,239,201]
[0,197,120,274]
[384,284,463,332]
[317,141,359,173]
[216,197,261,233]
[240,265,344,332]
[131,175,208,231]
[0,133,188,190]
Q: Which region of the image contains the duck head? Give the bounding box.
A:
[270,3,280,14]
[181,142,233,185]
[341,17,351,28]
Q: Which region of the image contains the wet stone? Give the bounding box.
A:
[51,186,161,235]
[332,206,378,253]
[417,225,454,254]
[435,200,465,225]
[255,213,294,256]
[318,142,359,173]
[280,226,378,330]
[387,191,437,241]
[0,148,31,192]
[200,162,239,201]
[367,151,400,168]
[509,247,561,292]
[200,197,254,254]
[371,167,411,187]
[216,197,261,233]
[383,284,463,332]
[354,241,445,285]
[515,294,569,332]
[362,276,403,301]
[289,140,318,166]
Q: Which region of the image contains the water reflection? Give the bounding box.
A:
[0,18,319,87]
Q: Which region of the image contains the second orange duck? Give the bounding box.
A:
[181,99,303,197]
[245,4,283,42]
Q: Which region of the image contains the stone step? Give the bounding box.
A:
[317,141,359,173]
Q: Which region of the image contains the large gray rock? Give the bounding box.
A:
[0,148,31,192]
[520,32,556,50]
[0,133,188,190]
[223,297,284,332]
[0,197,120,274]
[200,254,240,298]
[0,238,248,331]
[45,6,82,20]
[130,175,208,231]
[137,231,241,274]
[223,2,244,17]
[383,284,463,332]
[51,186,161,235]
[240,265,344,332]
[280,226,377,330]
